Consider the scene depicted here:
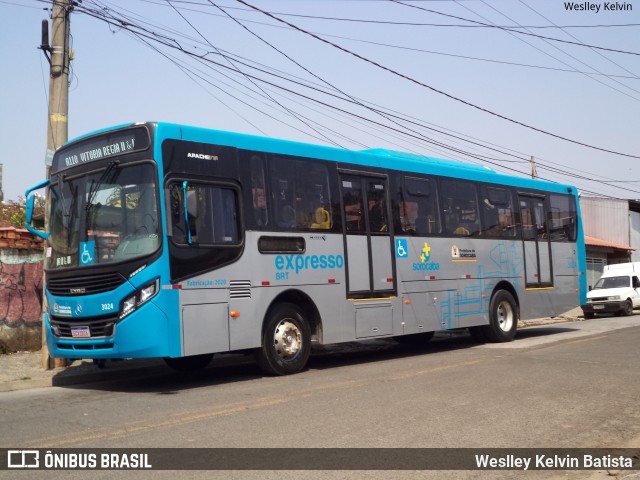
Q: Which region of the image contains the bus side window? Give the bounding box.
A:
[549,194,577,242]
[367,180,388,233]
[480,186,515,238]
[299,163,332,231]
[342,180,364,233]
[250,154,269,228]
[169,182,239,245]
[399,176,439,236]
[441,180,480,236]
[270,156,332,231]
[520,201,536,240]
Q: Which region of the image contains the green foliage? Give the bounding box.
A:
[10,210,26,229]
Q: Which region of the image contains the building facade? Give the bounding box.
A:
[579,197,640,287]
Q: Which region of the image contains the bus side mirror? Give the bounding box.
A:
[24,180,50,240]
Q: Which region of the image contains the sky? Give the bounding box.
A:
[1,0,639,203]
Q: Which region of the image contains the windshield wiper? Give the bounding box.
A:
[57,174,70,218]
[85,160,120,211]
[56,174,78,231]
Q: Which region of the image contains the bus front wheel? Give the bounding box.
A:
[255,303,311,376]
[483,290,518,342]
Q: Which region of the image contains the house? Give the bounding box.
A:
[579,197,640,287]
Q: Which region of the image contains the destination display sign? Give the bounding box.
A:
[52,127,150,173]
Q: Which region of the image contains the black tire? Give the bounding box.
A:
[583,312,595,320]
[483,290,518,342]
[623,299,634,316]
[164,353,213,372]
[394,331,435,346]
[255,303,311,376]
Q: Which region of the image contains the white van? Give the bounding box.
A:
[581,263,640,318]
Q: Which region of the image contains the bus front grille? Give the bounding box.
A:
[50,315,118,339]
[47,272,127,296]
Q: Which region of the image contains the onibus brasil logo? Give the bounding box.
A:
[413,241,440,271]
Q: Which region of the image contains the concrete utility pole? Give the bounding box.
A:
[530,156,537,180]
[40,0,73,369]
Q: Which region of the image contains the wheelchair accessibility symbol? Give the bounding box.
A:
[79,240,95,265]
[396,239,408,258]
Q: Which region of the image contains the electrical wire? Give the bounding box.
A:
[237,0,640,160]
[69,0,639,199]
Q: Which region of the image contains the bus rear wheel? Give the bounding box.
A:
[483,290,518,342]
[255,303,311,376]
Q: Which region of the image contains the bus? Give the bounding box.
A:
[25,122,587,375]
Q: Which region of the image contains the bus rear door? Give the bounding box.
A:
[519,194,553,287]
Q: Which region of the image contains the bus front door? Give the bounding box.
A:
[340,173,395,298]
[519,194,552,288]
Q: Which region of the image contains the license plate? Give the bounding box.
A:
[593,305,605,310]
[71,326,91,338]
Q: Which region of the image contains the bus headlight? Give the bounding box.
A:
[140,282,158,303]
[120,279,160,320]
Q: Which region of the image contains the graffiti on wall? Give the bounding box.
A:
[0,250,44,327]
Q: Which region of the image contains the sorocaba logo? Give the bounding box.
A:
[413,242,440,271]
[420,242,431,262]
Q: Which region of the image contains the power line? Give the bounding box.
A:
[237,0,640,160]
[471,0,640,101]
[390,0,640,56]
[72,1,638,199]
[518,0,640,85]
[156,2,640,30]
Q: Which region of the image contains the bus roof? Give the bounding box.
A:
[66,121,578,196]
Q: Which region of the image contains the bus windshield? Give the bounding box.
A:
[47,163,160,270]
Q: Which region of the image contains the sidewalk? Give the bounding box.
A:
[0,309,586,393]
[0,352,168,392]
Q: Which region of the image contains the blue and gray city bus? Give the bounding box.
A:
[25,122,587,374]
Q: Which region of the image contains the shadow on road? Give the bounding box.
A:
[53,324,580,394]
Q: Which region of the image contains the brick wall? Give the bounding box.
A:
[0,228,45,352]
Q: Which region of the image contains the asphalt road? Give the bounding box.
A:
[1,316,639,480]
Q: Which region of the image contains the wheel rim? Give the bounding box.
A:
[626,301,633,315]
[496,300,514,332]
[273,319,302,360]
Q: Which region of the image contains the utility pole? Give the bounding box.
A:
[530,156,537,180]
[40,0,73,369]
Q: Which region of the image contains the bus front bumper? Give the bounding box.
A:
[45,302,173,359]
